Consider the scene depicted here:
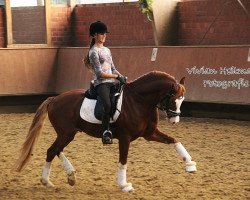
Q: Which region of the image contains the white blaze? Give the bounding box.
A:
[168,97,184,124]
[175,96,184,113]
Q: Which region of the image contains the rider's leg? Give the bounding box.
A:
[96,83,113,144]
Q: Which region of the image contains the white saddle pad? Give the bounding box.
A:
[80,91,123,124]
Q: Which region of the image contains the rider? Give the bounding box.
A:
[84,21,126,145]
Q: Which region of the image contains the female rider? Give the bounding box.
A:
[84,21,126,144]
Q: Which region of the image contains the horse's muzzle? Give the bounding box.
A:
[168,116,180,124]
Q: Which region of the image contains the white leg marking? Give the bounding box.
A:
[117,163,127,186]
[59,152,75,175]
[59,152,76,186]
[175,142,192,162]
[42,162,51,180]
[41,162,54,187]
[175,142,197,172]
[117,163,134,192]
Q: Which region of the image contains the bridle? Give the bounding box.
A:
[156,92,181,118]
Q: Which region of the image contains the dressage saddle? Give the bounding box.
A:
[84,82,122,121]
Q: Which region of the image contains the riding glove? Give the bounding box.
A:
[116,75,127,84]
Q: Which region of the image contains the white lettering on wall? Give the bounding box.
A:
[203,78,249,89]
[220,66,250,75]
[186,66,218,75]
[186,66,250,90]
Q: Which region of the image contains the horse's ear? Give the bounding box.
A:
[180,77,185,85]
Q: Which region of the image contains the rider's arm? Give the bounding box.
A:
[109,49,122,77]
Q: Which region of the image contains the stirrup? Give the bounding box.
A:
[102,130,113,145]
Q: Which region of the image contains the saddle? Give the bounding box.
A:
[84,82,123,121]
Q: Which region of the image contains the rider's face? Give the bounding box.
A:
[95,33,106,44]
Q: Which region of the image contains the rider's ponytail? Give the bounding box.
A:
[83,38,95,70]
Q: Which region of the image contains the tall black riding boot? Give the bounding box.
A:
[102,112,112,144]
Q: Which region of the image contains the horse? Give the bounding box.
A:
[15,71,197,192]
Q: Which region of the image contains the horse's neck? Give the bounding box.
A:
[128,80,172,105]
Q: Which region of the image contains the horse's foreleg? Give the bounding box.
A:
[59,152,76,186]
[118,137,134,192]
[174,142,197,172]
[144,128,177,144]
[117,163,133,191]
[145,128,197,172]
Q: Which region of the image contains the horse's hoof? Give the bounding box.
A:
[67,171,76,186]
[119,182,134,192]
[40,178,55,187]
[185,161,197,173]
[122,185,134,192]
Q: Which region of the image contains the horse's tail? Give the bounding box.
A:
[14,97,55,172]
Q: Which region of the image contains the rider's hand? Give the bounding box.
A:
[116,75,127,84]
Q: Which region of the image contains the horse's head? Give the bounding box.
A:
[158,77,186,124]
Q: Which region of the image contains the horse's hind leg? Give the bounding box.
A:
[41,161,54,187]
[41,131,77,187]
[41,138,59,187]
[58,151,76,186]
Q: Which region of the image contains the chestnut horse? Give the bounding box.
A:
[15,71,196,192]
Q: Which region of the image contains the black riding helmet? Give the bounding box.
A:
[89,21,109,37]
